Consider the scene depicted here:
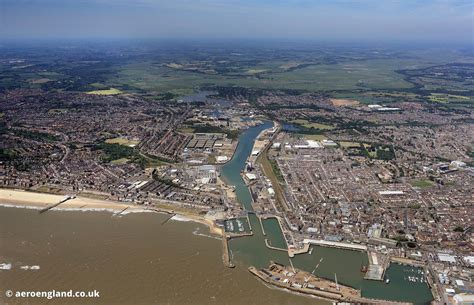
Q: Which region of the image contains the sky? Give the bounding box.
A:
[1,0,473,43]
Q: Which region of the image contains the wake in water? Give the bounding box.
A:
[192,227,221,240]
[0,263,40,271]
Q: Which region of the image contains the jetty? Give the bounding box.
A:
[161,213,176,225]
[113,206,129,217]
[39,195,75,214]
[264,239,287,252]
[364,251,388,281]
[222,236,235,268]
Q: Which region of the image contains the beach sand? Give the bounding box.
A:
[0,188,223,236]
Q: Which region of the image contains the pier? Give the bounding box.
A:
[264,239,287,252]
[113,206,129,217]
[39,195,75,214]
[222,236,235,268]
[364,251,387,281]
[259,216,266,235]
[161,213,176,225]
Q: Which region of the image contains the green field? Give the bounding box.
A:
[110,158,129,165]
[428,93,472,103]
[105,137,139,147]
[339,141,360,148]
[290,119,334,130]
[108,58,417,93]
[411,179,435,188]
[300,134,327,141]
[3,44,473,105]
[87,88,123,95]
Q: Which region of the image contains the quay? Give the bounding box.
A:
[248,262,411,305]
[390,256,425,267]
[364,251,388,281]
[39,195,75,214]
[302,239,367,252]
[288,243,310,258]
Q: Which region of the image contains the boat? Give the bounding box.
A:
[385,278,390,284]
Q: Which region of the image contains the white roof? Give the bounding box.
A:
[438,253,456,263]
[321,139,337,146]
[245,173,257,180]
[216,156,228,162]
[454,294,474,303]
[379,190,404,195]
[377,107,401,111]
[464,256,474,266]
[306,140,322,148]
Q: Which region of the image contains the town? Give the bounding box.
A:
[1,85,472,304]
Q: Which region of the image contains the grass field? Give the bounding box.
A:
[87,88,122,95]
[109,58,417,93]
[257,150,290,212]
[291,119,334,130]
[105,137,139,147]
[339,141,361,148]
[29,78,52,84]
[428,93,472,103]
[299,134,327,141]
[177,127,195,133]
[411,179,435,188]
[330,98,360,107]
[110,158,129,165]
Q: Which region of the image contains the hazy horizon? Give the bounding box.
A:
[1,0,473,44]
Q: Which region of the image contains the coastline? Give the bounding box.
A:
[0,188,224,237]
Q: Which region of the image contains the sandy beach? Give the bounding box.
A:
[0,188,224,236]
[0,188,143,212]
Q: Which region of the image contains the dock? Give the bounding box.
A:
[248,262,411,305]
[39,195,75,214]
